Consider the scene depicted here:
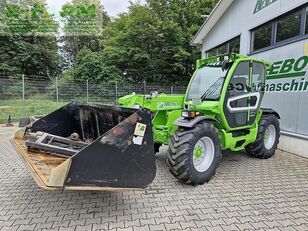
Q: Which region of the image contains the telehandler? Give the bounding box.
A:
[12,54,280,190]
[119,53,280,185]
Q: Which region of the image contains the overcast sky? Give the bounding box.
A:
[46,0,145,18]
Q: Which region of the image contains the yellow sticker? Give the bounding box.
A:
[134,123,147,137]
[305,44,308,56]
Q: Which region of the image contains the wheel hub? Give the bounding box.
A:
[264,125,276,150]
[193,137,215,173]
[194,146,203,159]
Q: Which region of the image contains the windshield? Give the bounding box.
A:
[186,65,229,101]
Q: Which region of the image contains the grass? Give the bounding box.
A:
[0,99,67,124]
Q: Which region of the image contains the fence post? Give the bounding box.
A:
[115,82,118,104]
[56,76,59,102]
[86,79,89,103]
[143,80,147,94]
[170,85,174,95]
[22,74,25,101]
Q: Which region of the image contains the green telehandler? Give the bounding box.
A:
[12,53,280,190]
[119,53,280,185]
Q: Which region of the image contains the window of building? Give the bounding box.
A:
[251,4,308,53]
[229,36,240,53]
[276,10,301,42]
[206,36,240,57]
[252,23,273,51]
[217,44,228,54]
[207,49,217,57]
[305,7,308,34]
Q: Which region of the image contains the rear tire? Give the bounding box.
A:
[167,122,221,185]
[246,114,280,159]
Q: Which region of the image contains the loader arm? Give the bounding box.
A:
[119,93,186,144]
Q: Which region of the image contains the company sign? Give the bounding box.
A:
[254,0,278,14]
[264,56,308,92]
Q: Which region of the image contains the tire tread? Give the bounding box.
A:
[167,122,221,185]
[246,114,280,159]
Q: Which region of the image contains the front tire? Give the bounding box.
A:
[246,114,280,159]
[167,122,221,185]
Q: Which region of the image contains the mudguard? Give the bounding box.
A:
[173,116,208,128]
[262,108,280,119]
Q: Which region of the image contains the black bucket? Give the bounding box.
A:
[16,102,156,190]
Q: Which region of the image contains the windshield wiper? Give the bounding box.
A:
[200,77,224,101]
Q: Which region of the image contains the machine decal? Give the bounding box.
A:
[133,123,147,145]
[132,136,143,145]
[157,102,181,110]
[134,123,147,137]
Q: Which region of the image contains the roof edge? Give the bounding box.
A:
[191,0,234,45]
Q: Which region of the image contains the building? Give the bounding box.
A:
[192,0,308,157]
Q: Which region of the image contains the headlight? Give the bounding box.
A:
[182,111,189,118]
[133,104,140,109]
[182,111,197,118]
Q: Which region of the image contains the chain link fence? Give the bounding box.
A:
[0,75,187,123]
[0,75,187,103]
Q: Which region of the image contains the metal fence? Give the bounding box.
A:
[0,75,187,104]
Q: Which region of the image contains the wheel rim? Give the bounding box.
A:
[193,137,215,173]
[264,125,276,150]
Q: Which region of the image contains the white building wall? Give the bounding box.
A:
[252,40,308,135]
[201,0,308,157]
[202,0,306,55]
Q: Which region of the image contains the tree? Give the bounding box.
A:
[59,0,219,85]
[0,0,60,77]
[60,0,110,69]
[62,48,122,83]
[147,0,218,78]
[99,0,218,84]
[101,4,188,83]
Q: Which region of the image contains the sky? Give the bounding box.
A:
[46,0,145,19]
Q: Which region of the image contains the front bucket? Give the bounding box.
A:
[12,102,156,191]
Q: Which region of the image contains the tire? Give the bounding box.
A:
[19,117,30,127]
[167,122,221,185]
[246,114,280,159]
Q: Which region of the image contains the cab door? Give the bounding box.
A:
[223,61,266,129]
